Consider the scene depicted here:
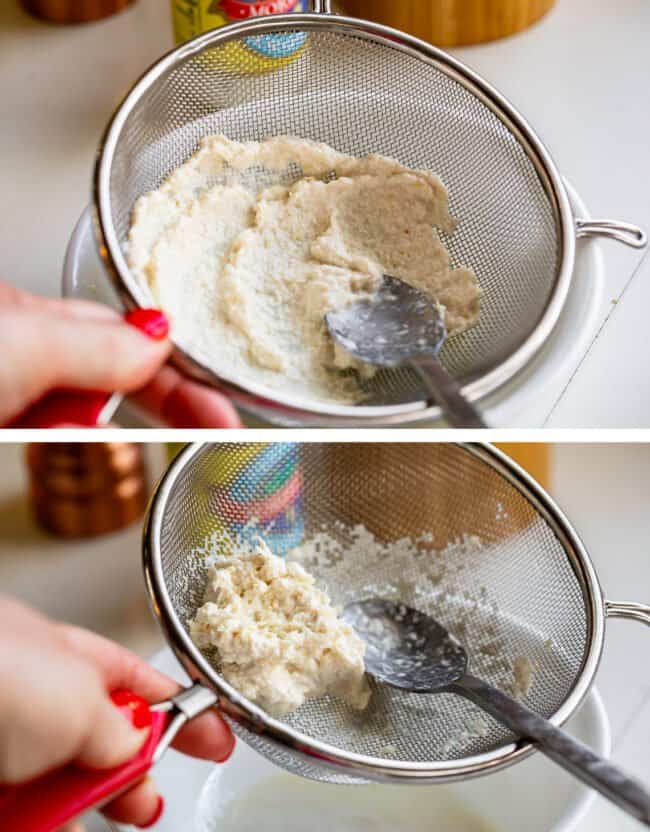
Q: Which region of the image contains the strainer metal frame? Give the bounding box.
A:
[94,9,647,426]
[93,8,648,427]
[141,442,646,784]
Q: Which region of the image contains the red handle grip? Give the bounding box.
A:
[9,389,112,428]
[0,690,170,832]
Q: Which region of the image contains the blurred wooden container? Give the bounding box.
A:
[20,0,135,24]
[340,0,556,46]
[307,444,543,548]
[26,443,148,538]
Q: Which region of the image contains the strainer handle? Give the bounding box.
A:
[8,390,120,428]
[0,691,171,832]
[410,356,487,428]
[455,674,650,826]
[575,219,647,249]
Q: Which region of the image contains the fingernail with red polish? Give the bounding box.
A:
[217,736,236,764]
[126,309,169,340]
[110,690,153,730]
[141,796,164,829]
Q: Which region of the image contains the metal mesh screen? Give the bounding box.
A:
[154,444,590,783]
[100,18,562,414]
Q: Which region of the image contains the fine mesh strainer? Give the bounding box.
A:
[93,3,647,427]
[139,442,649,787]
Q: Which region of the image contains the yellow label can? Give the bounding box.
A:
[170,0,308,72]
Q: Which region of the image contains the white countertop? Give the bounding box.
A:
[1,0,649,427]
[1,442,649,829]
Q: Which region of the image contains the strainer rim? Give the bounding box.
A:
[142,442,605,783]
[94,13,576,426]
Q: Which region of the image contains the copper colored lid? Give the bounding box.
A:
[26,443,148,538]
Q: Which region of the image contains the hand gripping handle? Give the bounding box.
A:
[0,690,170,832]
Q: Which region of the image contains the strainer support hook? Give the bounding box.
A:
[606,600,650,626]
[576,219,647,249]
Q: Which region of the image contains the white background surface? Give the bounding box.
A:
[0,442,649,829]
[0,0,649,427]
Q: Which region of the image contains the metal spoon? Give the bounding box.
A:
[343,598,650,826]
[325,276,486,428]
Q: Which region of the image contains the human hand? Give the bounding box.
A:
[0,597,235,830]
[0,282,242,428]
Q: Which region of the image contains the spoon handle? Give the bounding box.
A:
[454,674,650,826]
[410,357,486,428]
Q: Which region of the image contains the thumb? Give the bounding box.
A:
[75,693,150,770]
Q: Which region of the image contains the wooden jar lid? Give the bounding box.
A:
[340,0,557,47]
[20,0,135,24]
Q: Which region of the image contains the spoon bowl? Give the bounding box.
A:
[326,276,487,428]
[326,276,448,368]
[342,598,467,692]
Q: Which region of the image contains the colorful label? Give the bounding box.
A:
[204,444,305,556]
[213,0,302,18]
[171,0,307,58]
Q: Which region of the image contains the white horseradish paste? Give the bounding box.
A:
[189,538,370,717]
[128,135,480,403]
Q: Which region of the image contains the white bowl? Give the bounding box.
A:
[61,182,606,428]
[93,648,610,832]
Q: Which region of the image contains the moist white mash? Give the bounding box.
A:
[129,135,480,402]
[189,539,370,717]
